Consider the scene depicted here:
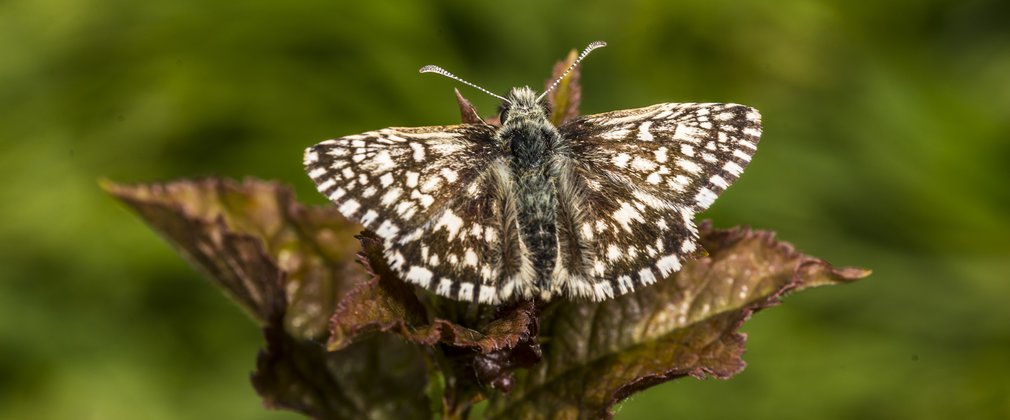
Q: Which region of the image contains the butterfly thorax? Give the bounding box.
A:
[497,86,564,295]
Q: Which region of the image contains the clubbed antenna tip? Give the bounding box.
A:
[538,41,607,101]
[420,65,511,104]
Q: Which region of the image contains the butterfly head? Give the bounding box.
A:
[499,86,549,125]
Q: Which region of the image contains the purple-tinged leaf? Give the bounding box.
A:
[545,49,582,126]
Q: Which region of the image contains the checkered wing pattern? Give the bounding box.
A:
[304,124,513,303]
[555,103,762,299]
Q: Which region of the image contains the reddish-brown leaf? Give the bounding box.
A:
[484,222,870,419]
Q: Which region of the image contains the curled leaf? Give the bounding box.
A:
[484,222,870,419]
[104,178,432,418]
[103,179,292,323]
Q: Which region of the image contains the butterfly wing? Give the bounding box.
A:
[554,103,762,300]
[304,124,516,303]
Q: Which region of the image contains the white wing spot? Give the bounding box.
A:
[655,146,668,163]
[656,254,682,276]
[375,220,400,239]
[360,210,379,226]
[338,199,361,216]
[676,158,702,174]
[733,149,753,162]
[464,248,478,267]
[317,178,336,192]
[329,188,346,201]
[405,171,419,188]
[617,275,634,294]
[680,144,695,157]
[478,285,496,304]
[593,282,615,300]
[724,161,744,176]
[631,156,657,172]
[711,175,729,189]
[409,143,425,161]
[395,201,414,217]
[673,124,702,143]
[308,167,326,179]
[380,188,402,206]
[405,266,433,288]
[613,202,644,231]
[305,150,319,164]
[639,268,657,285]
[607,244,622,261]
[657,218,669,231]
[637,121,654,141]
[411,189,435,208]
[379,173,394,187]
[440,167,459,183]
[695,187,718,209]
[612,153,632,168]
[434,209,464,239]
[437,279,453,296]
[373,150,395,173]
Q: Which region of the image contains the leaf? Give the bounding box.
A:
[455,88,490,126]
[329,231,541,417]
[104,178,432,418]
[484,222,870,419]
[545,49,582,126]
[455,88,502,127]
[103,178,362,339]
[253,325,429,419]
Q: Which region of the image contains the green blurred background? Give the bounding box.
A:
[2,0,1008,418]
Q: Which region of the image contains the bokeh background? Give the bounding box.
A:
[2,0,1009,418]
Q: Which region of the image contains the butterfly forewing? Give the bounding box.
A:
[563,103,761,212]
[555,102,762,299]
[304,124,511,303]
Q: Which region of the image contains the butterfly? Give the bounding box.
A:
[304,41,761,304]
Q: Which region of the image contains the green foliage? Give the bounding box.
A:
[3,0,1009,419]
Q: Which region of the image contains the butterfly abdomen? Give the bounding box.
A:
[500,115,564,295]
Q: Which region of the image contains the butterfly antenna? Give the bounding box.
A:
[537,41,607,102]
[419,65,511,104]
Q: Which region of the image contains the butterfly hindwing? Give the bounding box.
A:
[556,103,762,299]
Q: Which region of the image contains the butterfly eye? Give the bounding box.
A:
[498,108,510,124]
